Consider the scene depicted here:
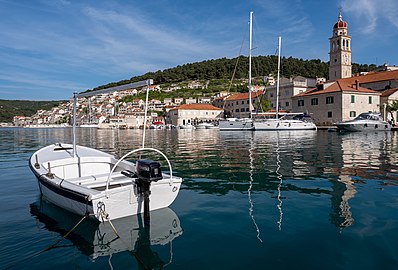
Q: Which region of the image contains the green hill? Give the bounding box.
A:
[0,100,62,123]
[93,55,379,91]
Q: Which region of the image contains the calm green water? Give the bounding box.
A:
[1,128,398,269]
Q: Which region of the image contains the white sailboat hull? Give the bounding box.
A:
[219,119,254,131]
[254,119,317,130]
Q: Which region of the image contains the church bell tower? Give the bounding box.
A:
[329,11,352,81]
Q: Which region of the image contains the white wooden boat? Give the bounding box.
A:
[336,112,391,132]
[29,80,182,221]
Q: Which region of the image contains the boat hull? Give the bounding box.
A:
[219,119,254,131]
[254,119,317,130]
[336,121,391,132]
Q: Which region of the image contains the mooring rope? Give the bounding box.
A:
[6,214,89,269]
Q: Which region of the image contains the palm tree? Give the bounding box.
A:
[385,100,398,125]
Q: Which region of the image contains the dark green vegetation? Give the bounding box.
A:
[0,100,62,122]
[93,55,379,91]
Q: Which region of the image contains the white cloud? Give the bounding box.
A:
[342,0,398,34]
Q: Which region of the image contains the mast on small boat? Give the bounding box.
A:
[275,36,281,119]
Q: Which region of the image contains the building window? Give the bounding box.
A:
[350,111,356,117]
[246,108,249,112]
[351,95,355,103]
[242,101,245,104]
[369,96,372,104]
[236,101,238,105]
[240,108,245,112]
[298,100,304,107]
[285,102,289,107]
[326,96,334,104]
[311,98,318,105]
[270,93,273,98]
[328,111,333,118]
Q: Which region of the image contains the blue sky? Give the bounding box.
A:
[1,0,397,100]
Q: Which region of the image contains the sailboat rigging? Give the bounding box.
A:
[219,11,255,131]
[253,37,317,131]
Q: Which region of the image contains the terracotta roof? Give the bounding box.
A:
[170,104,223,111]
[338,69,398,85]
[381,88,398,97]
[225,91,263,101]
[295,80,379,97]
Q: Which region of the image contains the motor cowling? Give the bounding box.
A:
[136,159,163,183]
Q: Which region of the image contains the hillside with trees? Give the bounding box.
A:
[0,100,62,122]
[93,55,379,91]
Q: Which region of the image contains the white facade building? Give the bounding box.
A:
[167,104,223,126]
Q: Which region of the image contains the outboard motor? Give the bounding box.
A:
[135,160,163,227]
[136,159,163,183]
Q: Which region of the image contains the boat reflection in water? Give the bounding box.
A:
[30,199,183,268]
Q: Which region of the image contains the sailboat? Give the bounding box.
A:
[29,80,182,221]
[219,11,255,131]
[253,37,317,131]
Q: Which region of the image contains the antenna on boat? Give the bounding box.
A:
[142,80,152,149]
[72,79,154,158]
[73,92,77,158]
[249,11,253,119]
[276,36,281,119]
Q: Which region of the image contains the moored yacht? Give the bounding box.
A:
[254,113,317,130]
[219,118,254,131]
[336,112,391,132]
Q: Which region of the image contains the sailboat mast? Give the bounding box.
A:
[249,11,253,118]
[275,36,281,119]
